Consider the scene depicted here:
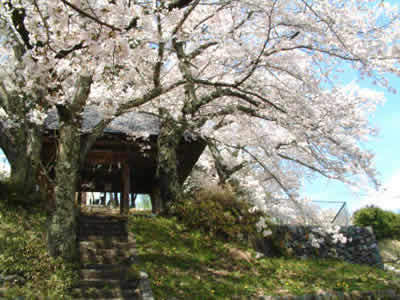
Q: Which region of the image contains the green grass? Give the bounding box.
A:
[0,195,399,299]
[130,216,400,299]
[0,199,79,299]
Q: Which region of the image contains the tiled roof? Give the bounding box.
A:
[45,106,160,136]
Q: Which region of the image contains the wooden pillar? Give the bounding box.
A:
[130,192,136,208]
[75,192,80,206]
[120,163,131,215]
[114,192,119,206]
[81,192,87,206]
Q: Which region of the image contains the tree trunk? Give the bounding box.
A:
[47,120,81,261]
[150,185,162,214]
[1,123,42,198]
[46,74,92,261]
[155,109,183,214]
[208,140,245,186]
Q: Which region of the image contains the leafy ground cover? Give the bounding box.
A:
[0,199,79,299]
[0,196,400,299]
[130,215,400,299]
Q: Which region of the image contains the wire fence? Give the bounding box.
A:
[311,200,350,226]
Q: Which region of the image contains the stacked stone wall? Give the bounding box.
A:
[257,225,383,268]
[259,289,399,299]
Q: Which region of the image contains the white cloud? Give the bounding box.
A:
[353,171,400,212]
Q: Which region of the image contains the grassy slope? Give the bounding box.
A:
[0,199,399,299]
[0,199,79,299]
[130,215,400,299]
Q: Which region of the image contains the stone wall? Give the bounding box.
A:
[256,225,383,268]
[259,289,399,299]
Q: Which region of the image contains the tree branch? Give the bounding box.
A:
[70,74,93,115]
[188,42,218,60]
[55,41,87,59]
[60,0,122,32]
[153,11,164,88]
[168,0,196,10]
[116,80,186,115]
[172,0,200,36]
[9,5,32,49]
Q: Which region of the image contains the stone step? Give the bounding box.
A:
[77,279,139,289]
[71,286,139,299]
[80,247,136,258]
[79,221,126,229]
[75,214,141,299]
[80,253,130,265]
[80,264,125,270]
[74,298,137,300]
[79,228,127,237]
[78,219,127,236]
[79,240,136,250]
[79,235,129,243]
[79,215,128,222]
[80,267,128,280]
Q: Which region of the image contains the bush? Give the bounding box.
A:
[353,205,400,240]
[170,184,268,244]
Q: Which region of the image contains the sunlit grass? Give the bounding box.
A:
[130,216,400,299]
[1,196,399,299]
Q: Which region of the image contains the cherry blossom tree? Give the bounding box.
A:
[0,0,399,260]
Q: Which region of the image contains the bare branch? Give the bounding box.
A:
[9,5,32,49]
[60,0,122,32]
[116,80,186,115]
[188,42,218,60]
[168,0,196,10]
[55,41,87,59]
[233,0,277,87]
[264,45,360,62]
[172,0,200,36]
[153,10,164,88]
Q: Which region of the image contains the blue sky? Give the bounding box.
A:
[302,73,400,213]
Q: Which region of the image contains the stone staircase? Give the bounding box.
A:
[72,214,144,299]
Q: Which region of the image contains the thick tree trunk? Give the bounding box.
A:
[46,74,92,261]
[155,109,183,214]
[150,185,162,214]
[1,123,42,197]
[47,121,81,261]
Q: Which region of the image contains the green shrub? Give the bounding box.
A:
[171,184,268,244]
[353,205,400,240]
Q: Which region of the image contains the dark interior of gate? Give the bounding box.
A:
[79,132,206,195]
[42,108,206,213]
